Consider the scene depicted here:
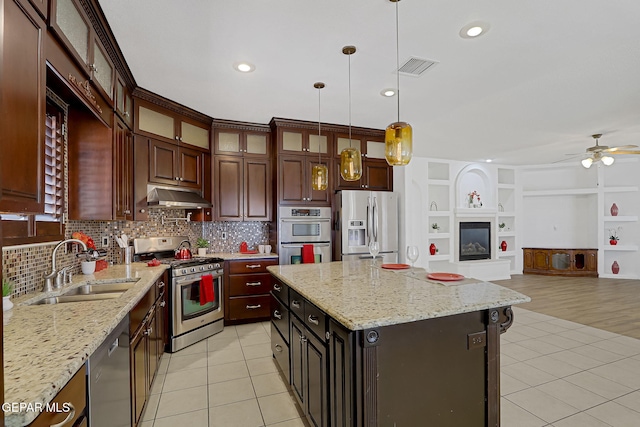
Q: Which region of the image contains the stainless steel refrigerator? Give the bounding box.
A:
[334,190,399,263]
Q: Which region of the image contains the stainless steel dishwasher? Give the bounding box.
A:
[87,314,131,427]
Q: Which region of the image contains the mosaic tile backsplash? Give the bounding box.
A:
[2,209,269,297]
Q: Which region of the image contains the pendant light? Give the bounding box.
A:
[340,45,363,181]
[385,0,413,166]
[311,82,328,191]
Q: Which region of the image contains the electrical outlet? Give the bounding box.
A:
[101,236,109,248]
[221,232,227,239]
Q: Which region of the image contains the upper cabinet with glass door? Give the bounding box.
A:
[271,119,332,157]
[49,0,115,102]
[115,73,133,128]
[134,95,211,151]
[213,121,271,157]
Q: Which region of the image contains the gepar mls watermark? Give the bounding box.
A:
[3,402,73,413]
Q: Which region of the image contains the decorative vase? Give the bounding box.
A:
[610,239,618,246]
[612,261,620,274]
[81,260,96,275]
[500,241,508,252]
[3,296,13,311]
[429,243,437,255]
[610,203,619,217]
[197,248,207,256]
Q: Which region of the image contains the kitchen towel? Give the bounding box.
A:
[200,274,215,305]
[302,244,315,263]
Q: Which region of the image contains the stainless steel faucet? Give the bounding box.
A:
[43,239,88,292]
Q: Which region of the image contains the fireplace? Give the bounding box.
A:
[459,222,491,261]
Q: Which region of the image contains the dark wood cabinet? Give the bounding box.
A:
[523,248,598,277]
[29,365,87,427]
[49,0,114,101]
[148,138,203,190]
[213,122,271,157]
[329,320,353,427]
[115,73,133,128]
[114,117,133,220]
[134,94,211,151]
[333,134,393,192]
[279,155,331,206]
[129,278,166,427]
[0,0,46,213]
[225,258,278,324]
[214,156,271,221]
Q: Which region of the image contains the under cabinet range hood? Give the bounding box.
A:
[147,185,212,209]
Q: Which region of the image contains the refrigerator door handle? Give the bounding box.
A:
[373,196,378,241]
[366,201,371,243]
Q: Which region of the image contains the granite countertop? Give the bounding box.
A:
[196,252,279,260]
[4,263,168,427]
[267,260,530,331]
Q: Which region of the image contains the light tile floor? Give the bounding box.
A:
[141,308,640,426]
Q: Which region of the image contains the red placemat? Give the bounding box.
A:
[427,272,465,281]
[381,263,411,270]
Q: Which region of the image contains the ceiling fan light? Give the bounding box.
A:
[581,158,593,168]
[602,156,615,166]
[385,121,413,165]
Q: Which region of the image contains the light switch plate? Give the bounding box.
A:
[221,232,227,239]
[101,236,109,248]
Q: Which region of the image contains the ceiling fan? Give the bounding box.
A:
[577,134,640,168]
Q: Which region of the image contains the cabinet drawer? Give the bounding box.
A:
[271,295,290,343]
[271,278,289,304]
[130,287,155,334]
[229,273,272,296]
[229,258,278,274]
[304,301,327,342]
[289,289,305,319]
[271,323,290,384]
[29,365,86,427]
[228,295,271,321]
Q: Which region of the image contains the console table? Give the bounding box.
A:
[523,248,598,277]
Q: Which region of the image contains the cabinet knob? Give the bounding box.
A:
[175,136,180,140]
[291,300,301,308]
[160,301,166,307]
[179,177,184,181]
[308,314,319,325]
[273,284,282,292]
[124,210,131,214]
[273,310,282,319]
[275,344,283,352]
[89,63,97,71]
[140,209,146,213]
[175,177,180,180]
[124,111,130,117]
[158,281,165,288]
[300,335,308,343]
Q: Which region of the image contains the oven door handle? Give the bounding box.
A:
[280,243,331,248]
[174,275,219,287]
[280,218,331,223]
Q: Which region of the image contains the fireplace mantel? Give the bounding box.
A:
[455,208,498,217]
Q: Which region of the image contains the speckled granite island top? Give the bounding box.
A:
[4,263,168,427]
[267,261,530,331]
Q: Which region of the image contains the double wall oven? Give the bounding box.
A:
[134,237,224,352]
[278,207,332,264]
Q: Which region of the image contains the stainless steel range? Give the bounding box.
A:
[133,236,224,352]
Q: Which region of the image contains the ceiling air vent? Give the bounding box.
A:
[398,57,438,77]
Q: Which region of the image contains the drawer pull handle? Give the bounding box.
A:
[300,335,308,343]
[246,264,261,269]
[291,300,301,309]
[273,284,282,291]
[246,304,262,309]
[273,310,282,319]
[275,344,283,352]
[246,281,262,286]
[158,281,165,288]
[50,403,75,427]
[160,301,166,307]
[308,315,319,325]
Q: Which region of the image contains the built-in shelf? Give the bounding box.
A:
[602,186,639,193]
[498,231,516,237]
[523,188,598,197]
[429,254,450,261]
[454,208,498,216]
[497,183,515,189]
[498,212,516,217]
[603,216,638,222]
[498,251,517,257]
[604,244,639,251]
[600,273,638,280]
[428,211,452,216]
[428,233,451,239]
[427,179,450,186]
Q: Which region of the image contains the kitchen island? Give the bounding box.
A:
[267,260,530,427]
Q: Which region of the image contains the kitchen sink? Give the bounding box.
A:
[29,293,125,305]
[62,281,137,296]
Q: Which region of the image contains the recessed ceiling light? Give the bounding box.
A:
[381,88,396,97]
[459,22,490,39]
[234,62,255,73]
[485,159,493,163]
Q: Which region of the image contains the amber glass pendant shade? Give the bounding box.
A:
[340,147,362,181]
[385,121,413,165]
[311,164,328,190]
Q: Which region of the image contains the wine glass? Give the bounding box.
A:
[407,246,419,269]
[369,240,380,266]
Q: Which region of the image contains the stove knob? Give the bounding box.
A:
[208,265,214,270]
[199,266,205,271]
[182,269,187,275]
[190,267,196,273]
